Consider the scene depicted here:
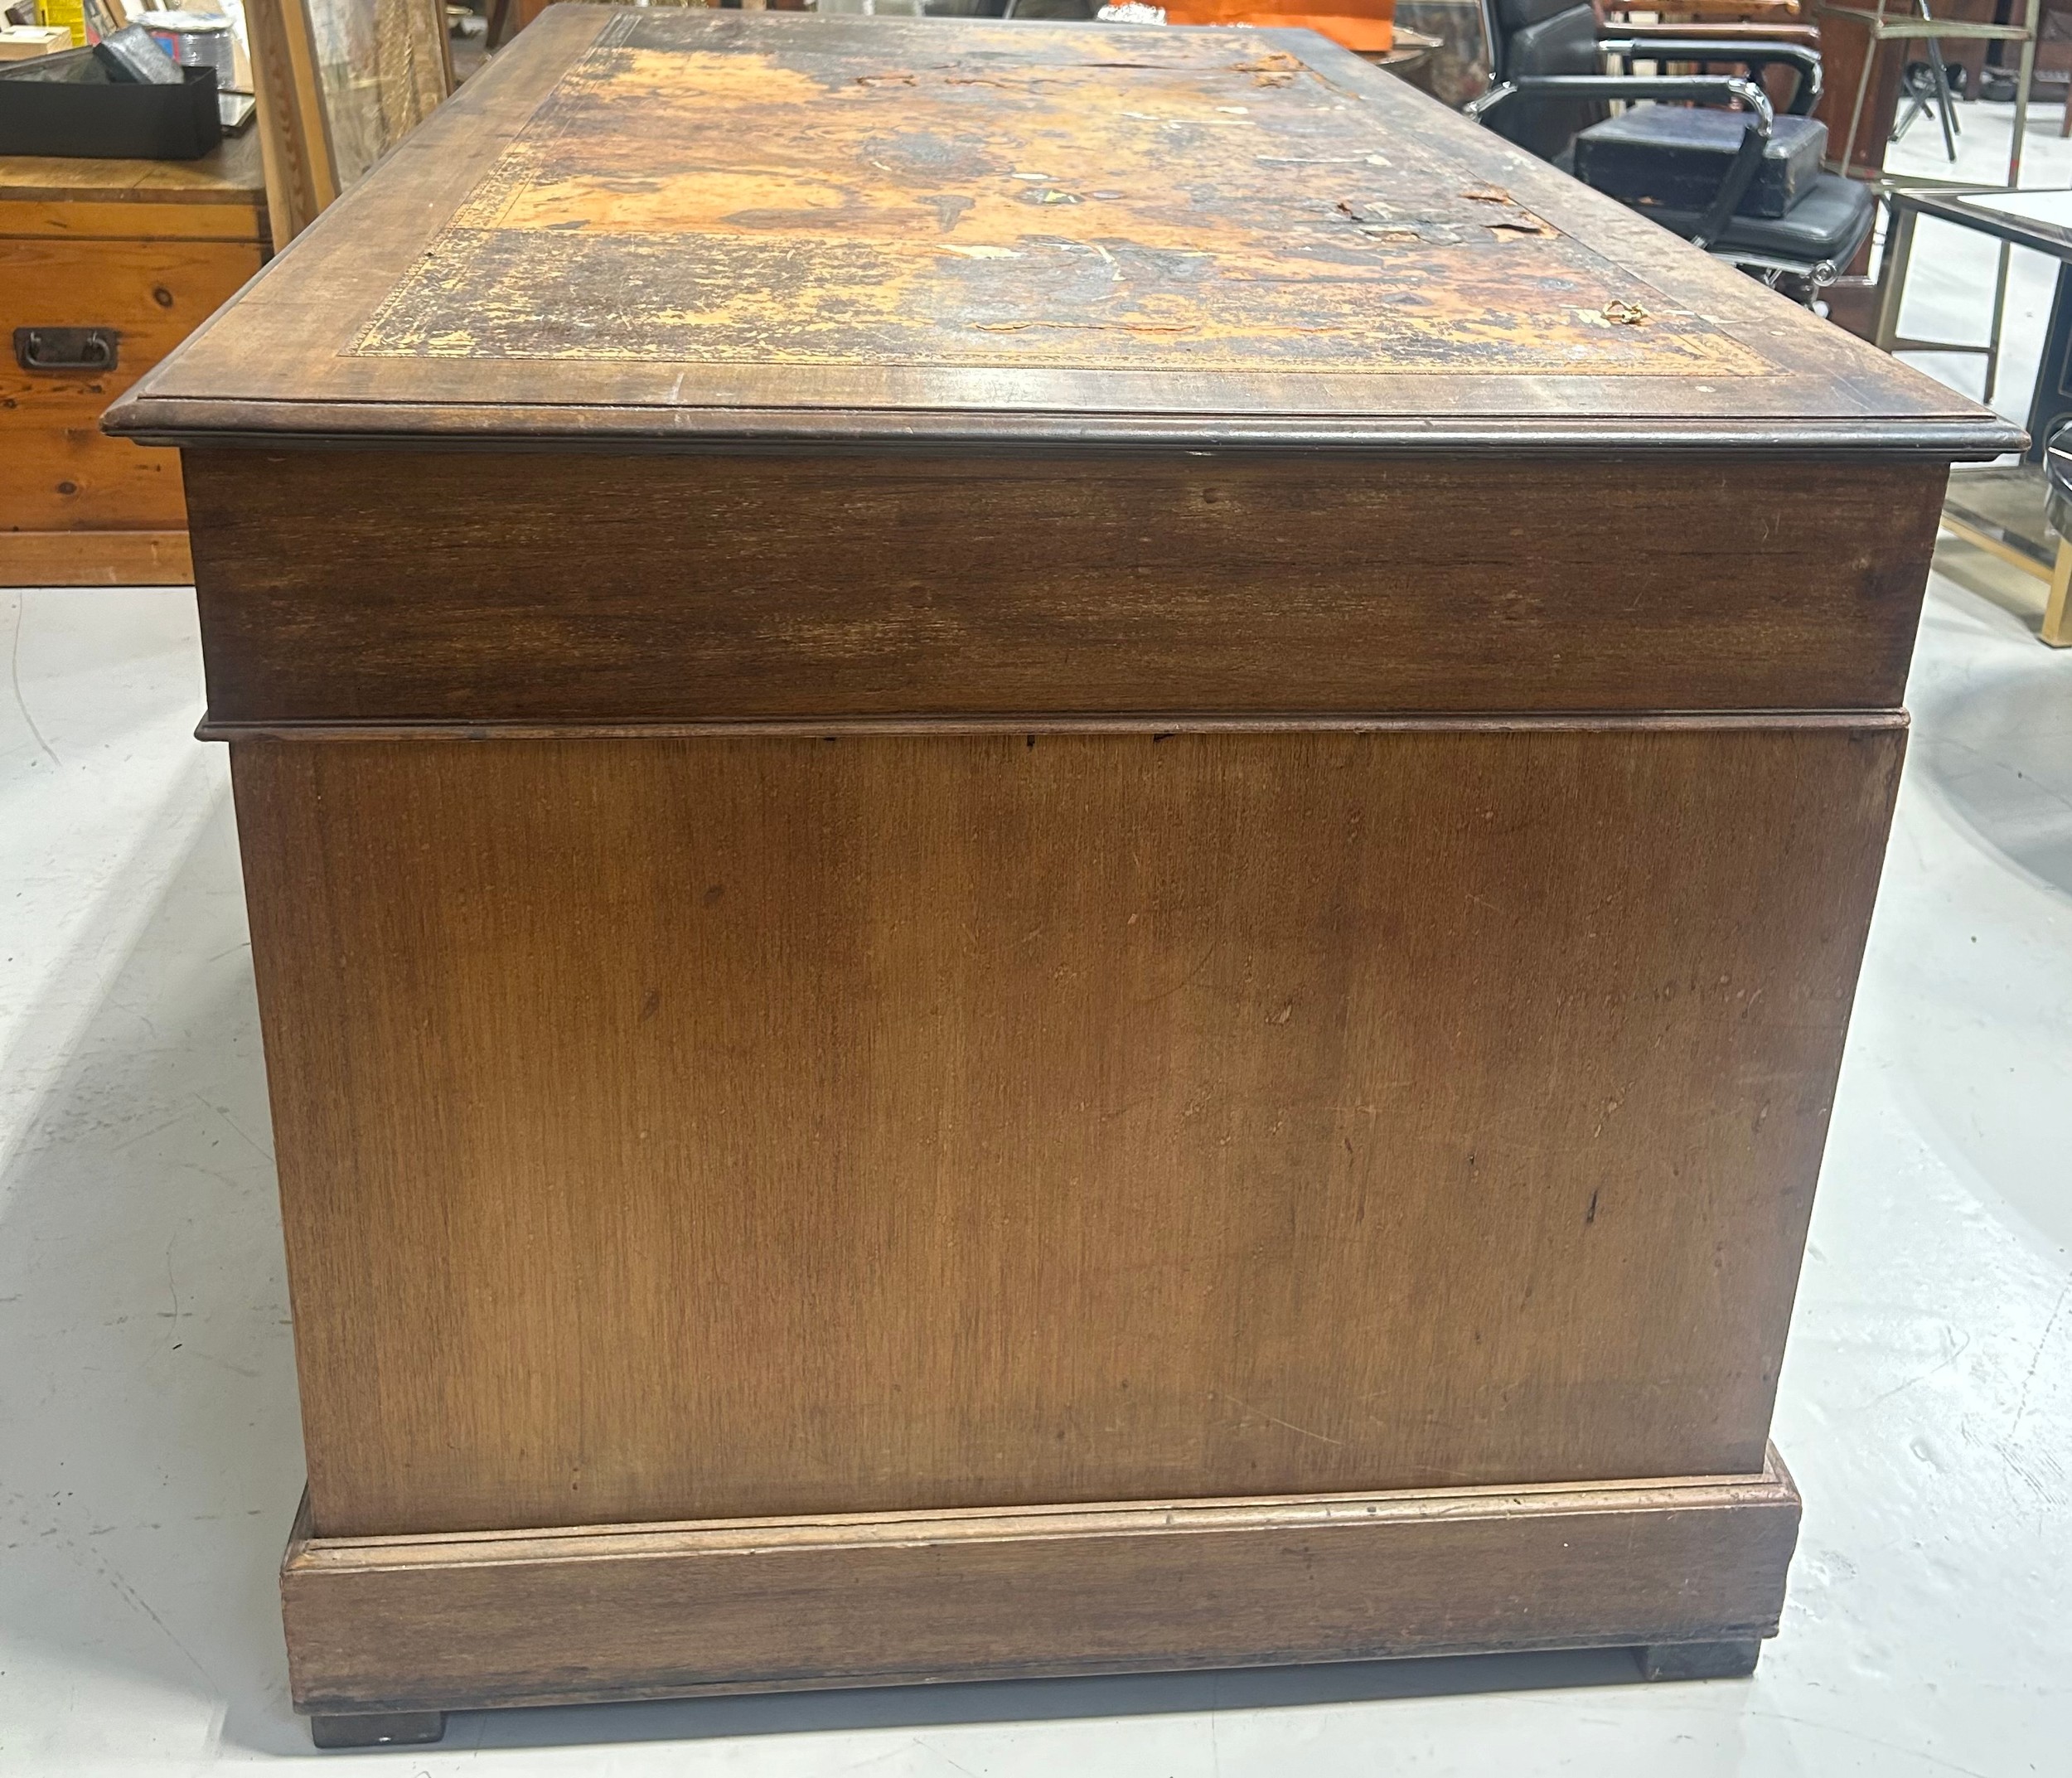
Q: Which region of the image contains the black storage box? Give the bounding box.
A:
[1574,107,1826,220]
[0,59,221,160]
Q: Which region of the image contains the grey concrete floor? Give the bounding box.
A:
[3,99,2070,1778]
[4,574,2065,1776]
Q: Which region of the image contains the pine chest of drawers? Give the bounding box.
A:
[5,133,265,585]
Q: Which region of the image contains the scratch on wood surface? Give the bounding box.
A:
[1213,1390,1346,1448]
[351,11,1765,378]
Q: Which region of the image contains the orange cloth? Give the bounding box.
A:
[1162,2,1395,54]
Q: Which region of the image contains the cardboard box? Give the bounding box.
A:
[0,22,72,56]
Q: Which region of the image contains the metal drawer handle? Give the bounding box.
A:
[14,327,120,373]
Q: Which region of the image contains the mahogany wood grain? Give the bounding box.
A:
[182,448,1947,724]
[233,724,1899,1539]
[279,1459,1801,1717]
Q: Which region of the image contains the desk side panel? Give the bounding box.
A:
[185,448,1942,722]
[231,724,1900,1538]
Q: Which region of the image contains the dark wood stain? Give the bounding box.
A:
[281,1460,1803,1715]
[183,447,1946,724]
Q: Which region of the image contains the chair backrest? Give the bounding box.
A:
[1485,0,1605,162]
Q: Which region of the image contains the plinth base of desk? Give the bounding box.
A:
[282,1449,1799,1742]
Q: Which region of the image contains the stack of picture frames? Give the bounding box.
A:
[243,0,453,246]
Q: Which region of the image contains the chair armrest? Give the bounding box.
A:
[1611,20,1819,46]
[1598,33,1823,113]
[1465,74,1775,250]
[1603,0,1802,18]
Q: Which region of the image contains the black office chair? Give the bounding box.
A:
[1463,0,1876,303]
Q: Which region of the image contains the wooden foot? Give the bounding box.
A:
[2043,540,2072,647]
[1635,1639,1763,1681]
[308,1710,447,1749]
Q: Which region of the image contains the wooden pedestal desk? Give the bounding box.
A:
[105,6,2016,1748]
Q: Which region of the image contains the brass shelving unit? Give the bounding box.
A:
[1819,0,2044,400]
[1818,0,2041,185]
